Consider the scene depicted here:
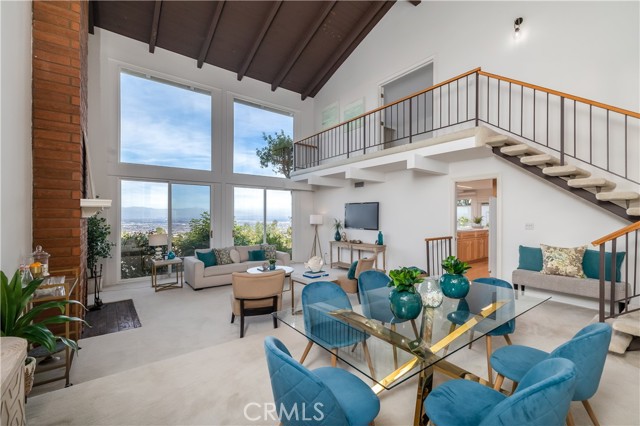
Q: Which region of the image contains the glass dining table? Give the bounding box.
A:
[274,280,550,426]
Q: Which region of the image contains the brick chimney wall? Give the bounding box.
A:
[32,0,88,317]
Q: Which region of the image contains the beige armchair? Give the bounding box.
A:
[336,257,376,299]
[230,270,285,338]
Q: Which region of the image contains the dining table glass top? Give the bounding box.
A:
[274,280,549,390]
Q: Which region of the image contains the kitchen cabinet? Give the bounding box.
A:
[457,230,489,263]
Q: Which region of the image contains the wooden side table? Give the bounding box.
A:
[150,258,184,292]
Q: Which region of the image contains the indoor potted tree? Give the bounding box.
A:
[387,266,424,320]
[440,256,472,299]
[87,213,114,310]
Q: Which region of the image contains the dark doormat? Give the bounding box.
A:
[81,299,142,339]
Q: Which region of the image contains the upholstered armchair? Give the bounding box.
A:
[336,257,375,298]
[230,270,285,338]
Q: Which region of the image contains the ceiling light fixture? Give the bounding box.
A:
[514,17,524,39]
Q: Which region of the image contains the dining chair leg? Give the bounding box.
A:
[486,335,493,386]
[493,374,505,391]
[230,313,235,323]
[351,343,358,352]
[299,340,314,364]
[331,349,338,367]
[582,400,600,426]
[566,410,576,426]
[362,339,376,381]
[469,330,475,349]
[504,334,513,345]
[410,319,419,338]
[511,381,518,393]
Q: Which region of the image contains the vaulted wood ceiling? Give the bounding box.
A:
[89,1,400,99]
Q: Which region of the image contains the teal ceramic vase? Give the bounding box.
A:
[389,289,423,320]
[439,273,470,299]
[334,230,342,241]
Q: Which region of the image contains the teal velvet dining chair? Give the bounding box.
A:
[446,277,516,385]
[425,358,577,426]
[264,336,380,426]
[490,322,612,425]
[300,281,375,378]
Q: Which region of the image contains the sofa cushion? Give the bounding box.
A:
[196,250,216,267]
[261,244,277,260]
[541,244,586,278]
[518,245,543,271]
[229,249,241,263]
[213,248,234,265]
[582,249,625,282]
[248,249,266,261]
[203,263,249,277]
[236,245,261,263]
[347,261,359,279]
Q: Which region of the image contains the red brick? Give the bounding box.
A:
[34,59,80,79]
[34,2,79,20]
[33,20,78,41]
[34,79,81,97]
[70,58,81,69]
[34,198,80,210]
[70,96,80,106]
[34,70,71,86]
[34,99,80,115]
[71,191,82,199]
[33,188,71,199]
[33,9,73,29]
[34,218,81,229]
[34,177,81,191]
[33,30,72,48]
[33,129,71,142]
[33,228,74,239]
[32,89,71,105]
[34,109,72,123]
[33,158,79,171]
[70,3,81,13]
[34,48,71,67]
[34,119,81,135]
[70,21,80,32]
[34,39,78,59]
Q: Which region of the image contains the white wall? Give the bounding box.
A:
[312,1,639,134]
[0,1,32,273]
[88,29,316,283]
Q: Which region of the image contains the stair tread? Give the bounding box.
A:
[542,165,591,177]
[567,178,616,189]
[485,135,516,147]
[500,144,543,156]
[627,207,640,216]
[596,191,640,201]
[521,154,560,166]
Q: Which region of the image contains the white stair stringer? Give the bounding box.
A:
[520,154,560,167]
[568,178,616,191]
[500,144,543,157]
[542,165,591,178]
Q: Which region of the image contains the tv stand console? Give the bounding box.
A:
[329,241,386,272]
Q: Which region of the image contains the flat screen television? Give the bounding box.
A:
[344,202,379,230]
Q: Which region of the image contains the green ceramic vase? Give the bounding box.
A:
[389,288,423,320]
[439,273,470,299]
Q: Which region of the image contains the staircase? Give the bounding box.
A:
[485,134,640,221]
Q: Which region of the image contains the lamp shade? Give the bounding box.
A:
[309,214,323,225]
[148,234,168,247]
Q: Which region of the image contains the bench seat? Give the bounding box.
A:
[512,269,629,300]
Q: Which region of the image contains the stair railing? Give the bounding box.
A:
[592,221,640,321]
[424,236,452,277]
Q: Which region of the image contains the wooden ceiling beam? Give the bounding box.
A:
[197,1,225,69]
[301,1,388,100]
[270,1,336,92]
[149,0,163,53]
[88,0,96,35]
[237,1,283,81]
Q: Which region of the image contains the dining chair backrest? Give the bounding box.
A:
[358,270,393,322]
[474,277,516,335]
[480,358,577,426]
[264,336,349,426]
[548,322,612,401]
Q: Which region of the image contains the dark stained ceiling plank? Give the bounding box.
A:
[149,0,163,53]
[88,0,96,35]
[197,1,225,69]
[301,1,389,100]
[270,0,336,92]
[237,1,283,81]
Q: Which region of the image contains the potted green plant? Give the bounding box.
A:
[268,258,277,270]
[87,213,114,309]
[387,267,424,320]
[1,270,88,394]
[333,219,343,241]
[472,216,483,228]
[440,256,472,299]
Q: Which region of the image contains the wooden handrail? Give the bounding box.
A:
[424,236,453,242]
[592,221,640,246]
[295,67,482,144]
[478,71,640,119]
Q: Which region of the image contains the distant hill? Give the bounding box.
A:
[122,207,207,221]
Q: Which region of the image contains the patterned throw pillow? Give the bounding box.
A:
[260,244,277,260]
[229,249,241,264]
[213,248,233,265]
[541,244,587,278]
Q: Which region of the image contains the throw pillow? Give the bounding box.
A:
[540,244,587,278]
[518,246,543,271]
[261,244,277,260]
[229,249,240,264]
[213,248,233,265]
[582,249,626,282]
[347,260,359,280]
[196,250,216,268]
[248,249,266,261]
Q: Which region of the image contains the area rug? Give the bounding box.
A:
[81,299,142,338]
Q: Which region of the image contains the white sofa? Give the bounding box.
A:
[184,244,291,290]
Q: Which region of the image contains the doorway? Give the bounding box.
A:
[454,178,497,280]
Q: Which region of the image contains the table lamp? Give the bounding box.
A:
[148,234,168,260]
[309,214,323,258]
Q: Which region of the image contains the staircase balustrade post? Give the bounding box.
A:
[560,97,565,165]
[409,99,413,144]
[346,122,350,159]
[475,72,479,126]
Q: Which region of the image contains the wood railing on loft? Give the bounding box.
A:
[592,221,640,321]
[294,68,640,187]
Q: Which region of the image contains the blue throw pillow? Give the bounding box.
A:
[518,246,543,271]
[248,249,266,261]
[196,250,216,267]
[347,260,359,280]
[582,249,625,282]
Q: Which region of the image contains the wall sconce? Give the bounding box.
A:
[514,17,524,39]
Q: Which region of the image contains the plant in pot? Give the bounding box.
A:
[387,267,424,320]
[1,270,88,395]
[87,213,114,310]
[440,256,472,299]
[333,219,343,241]
[472,216,483,228]
[268,258,277,270]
